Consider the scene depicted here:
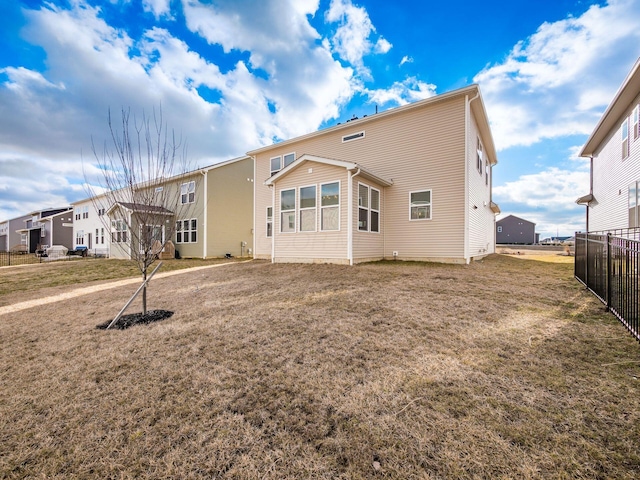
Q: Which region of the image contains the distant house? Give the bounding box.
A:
[103,156,254,260]
[496,215,537,245]
[577,57,640,232]
[249,84,500,265]
[0,215,32,252]
[70,194,111,256]
[14,207,73,253]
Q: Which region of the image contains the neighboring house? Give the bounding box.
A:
[71,194,112,256]
[248,84,500,265]
[577,57,640,232]
[0,214,34,252]
[496,215,537,244]
[105,156,253,260]
[15,207,73,253]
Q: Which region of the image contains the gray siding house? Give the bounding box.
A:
[496,215,537,245]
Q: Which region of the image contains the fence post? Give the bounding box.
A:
[584,233,588,288]
[606,233,611,311]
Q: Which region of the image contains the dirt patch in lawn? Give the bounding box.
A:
[0,255,639,479]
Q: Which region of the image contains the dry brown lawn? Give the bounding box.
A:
[0,254,639,479]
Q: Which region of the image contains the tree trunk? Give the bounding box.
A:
[142,270,147,315]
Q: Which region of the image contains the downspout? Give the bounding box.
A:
[348,168,361,265]
[464,93,478,263]
[587,156,593,232]
[271,184,275,263]
[201,170,208,259]
[252,156,257,260]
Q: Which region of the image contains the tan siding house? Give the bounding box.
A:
[107,156,254,260]
[578,58,640,233]
[249,84,499,265]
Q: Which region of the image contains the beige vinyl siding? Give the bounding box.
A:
[164,173,203,258]
[590,91,640,231]
[206,157,254,258]
[273,162,348,262]
[353,180,384,262]
[254,94,469,262]
[467,109,495,257]
[255,153,277,259]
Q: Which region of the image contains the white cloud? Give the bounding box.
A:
[399,55,413,67]
[475,0,640,151]
[365,77,436,106]
[324,0,391,77]
[143,0,173,20]
[0,0,369,220]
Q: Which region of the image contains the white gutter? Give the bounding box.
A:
[465,91,481,264]
[348,168,361,265]
[201,170,208,259]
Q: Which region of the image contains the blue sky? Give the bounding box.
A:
[1,0,639,239]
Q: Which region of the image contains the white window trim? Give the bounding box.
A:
[181,181,196,204]
[409,189,432,221]
[371,186,381,234]
[283,152,296,169]
[358,182,369,232]
[266,206,273,238]
[280,188,296,234]
[497,226,503,233]
[299,184,317,233]
[270,156,282,176]
[342,131,365,143]
[320,180,341,232]
[634,105,639,140]
[476,138,483,175]
[622,118,630,159]
[176,218,197,244]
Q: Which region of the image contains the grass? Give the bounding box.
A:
[0,257,242,303]
[0,254,639,479]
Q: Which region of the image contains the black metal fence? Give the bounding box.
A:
[575,231,640,342]
[0,251,106,268]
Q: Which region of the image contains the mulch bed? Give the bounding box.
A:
[96,310,174,330]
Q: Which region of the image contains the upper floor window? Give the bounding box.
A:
[622,118,630,159]
[497,226,503,233]
[476,138,483,175]
[410,190,432,220]
[270,153,295,176]
[181,181,195,204]
[634,105,639,140]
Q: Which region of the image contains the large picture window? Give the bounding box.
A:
[176,219,197,243]
[321,182,340,231]
[410,190,432,220]
[111,219,128,243]
[281,189,296,233]
[181,181,195,204]
[299,185,317,232]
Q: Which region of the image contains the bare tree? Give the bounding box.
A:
[86,106,197,319]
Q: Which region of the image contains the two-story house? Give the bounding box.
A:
[578,58,640,233]
[249,84,499,265]
[496,215,537,244]
[14,207,73,254]
[97,156,253,260]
